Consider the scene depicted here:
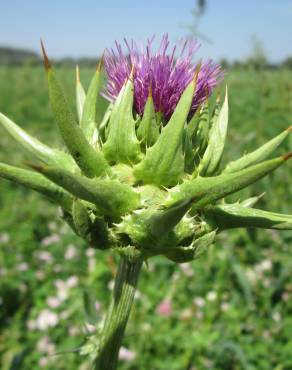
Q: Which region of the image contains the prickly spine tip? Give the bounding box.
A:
[129,64,135,81]
[97,53,104,71]
[23,161,45,173]
[148,82,153,99]
[282,152,292,161]
[40,39,51,70]
[193,60,202,84]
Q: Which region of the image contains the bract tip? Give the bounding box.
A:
[40,39,51,70]
[282,152,292,161]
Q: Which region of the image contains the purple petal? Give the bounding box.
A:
[104,34,223,121]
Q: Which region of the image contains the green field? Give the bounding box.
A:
[0,66,292,370]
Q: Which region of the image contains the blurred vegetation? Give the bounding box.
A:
[0,65,292,370]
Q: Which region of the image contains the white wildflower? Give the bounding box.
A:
[41,233,60,246]
[37,335,55,354]
[272,311,281,322]
[39,357,49,367]
[179,262,194,277]
[36,251,53,262]
[86,248,95,258]
[47,296,61,309]
[193,297,205,308]
[221,302,230,312]
[119,347,136,361]
[17,262,29,272]
[26,319,36,330]
[65,244,77,260]
[0,232,10,244]
[206,291,217,302]
[66,276,79,288]
[36,309,59,330]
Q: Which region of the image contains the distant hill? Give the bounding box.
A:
[0,46,100,67]
[0,46,40,65]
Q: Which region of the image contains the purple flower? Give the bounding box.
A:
[104,34,223,121]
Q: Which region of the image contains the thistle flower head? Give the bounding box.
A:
[0,38,291,267]
[104,34,223,121]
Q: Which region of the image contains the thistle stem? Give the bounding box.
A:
[93,256,143,370]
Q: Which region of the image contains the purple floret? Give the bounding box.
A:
[104,34,223,121]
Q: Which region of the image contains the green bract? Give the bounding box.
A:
[0,49,292,265]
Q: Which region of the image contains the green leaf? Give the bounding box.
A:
[192,100,211,153]
[198,87,228,176]
[72,199,92,239]
[205,203,292,230]
[80,62,103,144]
[83,290,102,325]
[0,112,75,171]
[240,193,265,207]
[166,231,216,263]
[137,93,159,149]
[0,162,72,210]
[103,78,141,164]
[76,66,86,123]
[232,264,253,307]
[99,102,113,141]
[32,164,140,218]
[116,198,195,252]
[147,198,195,239]
[183,128,195,173]
[72,199,111,248]
[133,76,197,186]
[41,43,110,178]
[223,126,291,174]
[169,154,291,212]
[186,105,201,140]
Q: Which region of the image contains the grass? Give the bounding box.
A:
[0,65,292,370]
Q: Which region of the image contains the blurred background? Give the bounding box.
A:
[0,1,292,369]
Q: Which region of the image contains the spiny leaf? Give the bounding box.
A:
[240,193,265,207]
[166,231,216,263]
[137,92,159,149]
[31,164,140,218]
[103,77,141,164]
[133,74,198,187]
[99,102,113,141]
[0,162,72,210]
[183,128,195,173]
[80,61,103,144]
[186,105,201,139]
[41,42,110,178]
[169,154,292,212]
[0,112,74,170]
[147,198,195,239]
[72,199,111,248]
[193,100,211,152]
[223,126,292,174]
[205,203,292,230]
[116,200,195,252]
[198,88,228,176]
[76,66,86,123]
[72,199,92,239]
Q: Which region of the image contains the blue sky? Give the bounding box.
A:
[0,0,291,62]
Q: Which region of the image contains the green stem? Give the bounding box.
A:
[93,256,143,370]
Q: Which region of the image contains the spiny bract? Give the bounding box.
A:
[0,36,292,264]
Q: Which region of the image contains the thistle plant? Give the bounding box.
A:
[0,34,292,370]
